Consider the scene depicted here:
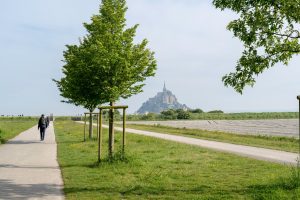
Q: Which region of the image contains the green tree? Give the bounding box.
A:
[54,37,107,139]
[161,109,177,120]
[213,0,300,93]
[176,109,191,120]
[141,113,157,121]
[208,110,224,114]
[90,0,156,157]
[190,108,204,114]
[65,0,156,157]
[55,0,156,147]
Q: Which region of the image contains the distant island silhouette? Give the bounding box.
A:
[137,83,189,114]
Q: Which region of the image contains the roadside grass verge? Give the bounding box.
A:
[55,120,300,199]
[0,118,36,144]
[124,124,299,153]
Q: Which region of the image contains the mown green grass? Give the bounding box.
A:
[55,120,300,199]
[124,124,299,153]
[0,118,37,144]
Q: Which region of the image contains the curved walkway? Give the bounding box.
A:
[0,123,64,200]
[78,121,299,166]
[110,125,299,165]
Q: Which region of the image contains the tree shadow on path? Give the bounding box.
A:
[7,140,41,145]
[0,179,63,200]
[0,164,60,170]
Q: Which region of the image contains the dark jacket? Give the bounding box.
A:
[46,117,50,128]
[38,117,46,130]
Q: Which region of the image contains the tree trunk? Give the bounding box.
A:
[89,111,93,139]
[108,101,114,158]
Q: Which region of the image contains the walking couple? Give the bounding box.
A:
[38,114,50,141]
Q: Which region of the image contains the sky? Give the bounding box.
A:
[0,0,300,116]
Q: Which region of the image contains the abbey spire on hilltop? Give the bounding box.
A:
[137,83,189,114]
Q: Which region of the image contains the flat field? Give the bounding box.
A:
[188,112,298,120]
[0,117,37,144]
[55,120,300,200]
[126,119,299,138]
[123,123,299,153]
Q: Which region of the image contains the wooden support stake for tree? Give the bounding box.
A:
[97,114,99,140]
[98,105,128,161]
[98,109,103,162]
[122,108,126,156]
[83,114,87,142]
[108,102,115,159]
[297,95,300,157]
[89,112,93,139]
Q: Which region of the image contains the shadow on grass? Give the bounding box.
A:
[56,140,82,144]
[60,162,103,169]
[60,155,133,169]
[64,185,212,196]
[63,180,300,199]
[57,137,101,144]
[120,185,212,195]
[239,176,300,199]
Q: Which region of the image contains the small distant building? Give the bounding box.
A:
[137,83,189,114]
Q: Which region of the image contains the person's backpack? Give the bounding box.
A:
[40,117,46,127]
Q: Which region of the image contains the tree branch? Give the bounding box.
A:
[262,30,300,39]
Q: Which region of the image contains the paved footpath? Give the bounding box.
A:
[87,122,299,165]
[0,123,64,200]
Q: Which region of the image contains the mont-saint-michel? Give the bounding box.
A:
[137,83,189,114]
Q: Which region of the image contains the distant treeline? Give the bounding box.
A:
[62,109,299,122]
[0,116,38,121]
[127,110,299,121]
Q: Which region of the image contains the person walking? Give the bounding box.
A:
[46,116,50,128]
[38,114,47,141]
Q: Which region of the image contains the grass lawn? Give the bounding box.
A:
[0,117,37,144]
[55,120,300,199]
[122,124,300,153]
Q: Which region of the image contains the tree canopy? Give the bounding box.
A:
[54,0,157,109]
[213,0,300,93]
[83,0,157,103]
[54,39,108,111]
